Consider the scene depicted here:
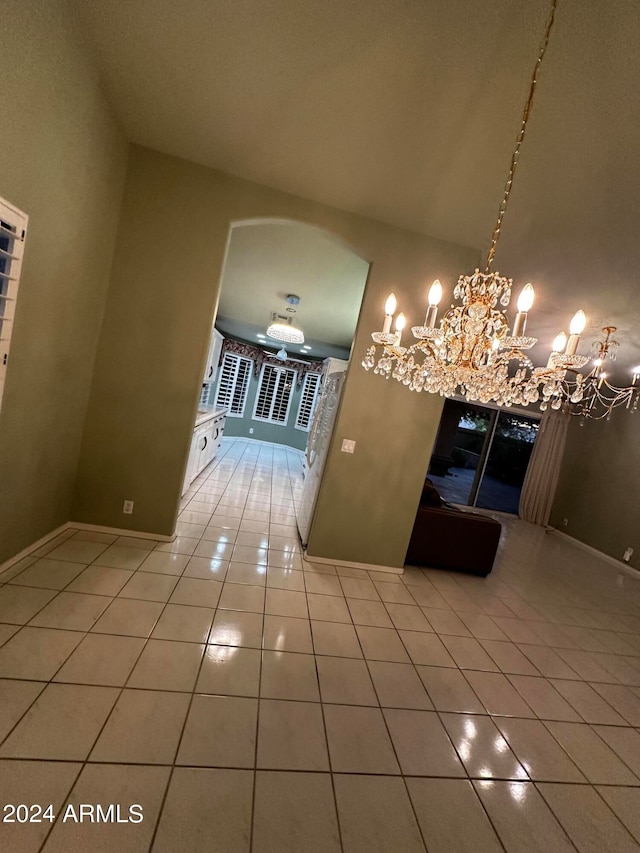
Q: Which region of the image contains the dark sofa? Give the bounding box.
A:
[405,481,501,577]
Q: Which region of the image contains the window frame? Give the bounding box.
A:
[214,352,253,417]
[295,371,322,431]
[0,197,28,414]
[252,363,297,426]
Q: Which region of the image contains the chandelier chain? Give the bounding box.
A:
[363,0,640,421]
[485,0,558,273]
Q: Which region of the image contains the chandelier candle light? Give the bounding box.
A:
[362,0,640,421]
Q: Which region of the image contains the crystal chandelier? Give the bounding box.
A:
[361,0,640,420]
[551,327,640,421]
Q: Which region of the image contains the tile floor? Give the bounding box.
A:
[2,437,640,851]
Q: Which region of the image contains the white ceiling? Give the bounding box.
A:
[216,221,369,358]
[75,0,640,378]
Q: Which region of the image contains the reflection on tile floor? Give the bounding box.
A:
[2,437,640,851]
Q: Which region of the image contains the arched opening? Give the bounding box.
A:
[179,217,370,548]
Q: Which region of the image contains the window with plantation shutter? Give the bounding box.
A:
[214,352,252,416]
[253,364,297,425]
[295,372,321,431]
[0,197,28,413]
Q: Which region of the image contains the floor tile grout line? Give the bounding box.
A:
[397,623,540,850]
[365,603,519,852]
[0,559,133,752]
[5,612,640,696]
[349,618,433,853]
[31,579,182,853]
[4,624,640,695]
[6,437,640,850]
[6,573,640,656]
[360,578,639,725]
[145,608,230,851]
[494,714,588,785]
[553,777,640,845]
[3,750,640,787]
[311,613,346,853]
[145,438,259,851]
[530,781,595,852]
[248,454,273,853]
[32,761,85,853]
[538,716,640,785]
[5,666,640,739]
[2,644,637,744]
[7,561,640,643]
[52,484,283,843]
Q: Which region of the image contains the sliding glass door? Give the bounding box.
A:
[428,401,539,513]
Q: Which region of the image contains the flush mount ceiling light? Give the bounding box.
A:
[266,315,305,344]
[266,294,304,344]
[362,0,640,422]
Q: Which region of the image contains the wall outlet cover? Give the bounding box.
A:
[341,439,356,454]
[123,500,134,514]
[623,547,634,562]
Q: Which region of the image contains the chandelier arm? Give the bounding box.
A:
[485,0,558,273]
[599,378,632,395]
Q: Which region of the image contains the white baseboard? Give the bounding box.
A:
[69,522,175,543]
[0,521,175,576]
[304,551,404,575]
[550,528,639,577]
[226,436,305,455]
[0,523,71,574]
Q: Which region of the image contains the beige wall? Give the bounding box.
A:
[74,145,478,567]
[0,0,128,562]
[550,412,640,569]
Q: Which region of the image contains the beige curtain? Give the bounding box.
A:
[519,409,570,526]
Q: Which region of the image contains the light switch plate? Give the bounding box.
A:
[341,439,356,453]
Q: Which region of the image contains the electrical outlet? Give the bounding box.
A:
[249,428,254,434]
[341,439,356,453]
[123,500,134,515]
[562,518,568,526]
[623,547,634,562]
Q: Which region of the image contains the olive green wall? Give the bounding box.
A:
[306,263,454,567]
[73,145,478,567]
[550,411,640,569]
[0,0,127,562]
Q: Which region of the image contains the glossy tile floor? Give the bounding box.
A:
[2,438,640,851]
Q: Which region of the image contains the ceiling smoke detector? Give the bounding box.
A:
[285,295,300,314]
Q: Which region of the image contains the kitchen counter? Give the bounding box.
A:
[194,407,227,427]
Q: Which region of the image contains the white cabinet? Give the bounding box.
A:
[184,431,201,492]
[182,409,226,495]
[203,328,224,384]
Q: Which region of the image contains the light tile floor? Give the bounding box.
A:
[2,437,640,851]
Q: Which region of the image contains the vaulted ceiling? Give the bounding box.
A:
[74,0,640,377]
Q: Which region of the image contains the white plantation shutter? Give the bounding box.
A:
[214,353,252,416]
[295,372,321,431]
[0,197,28,412]
[253,364,297,425]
